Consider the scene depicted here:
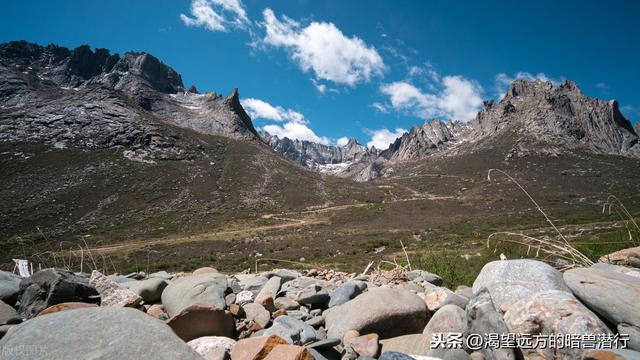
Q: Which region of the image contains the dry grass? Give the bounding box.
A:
[603,195,640,245]
[487,169,594,270]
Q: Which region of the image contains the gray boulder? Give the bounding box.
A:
[17,268,98,317]
[504,290,610,360]
[466,288,515,360]
[472,259,569,312]
[325,288,428,340]
[0,306,203,360]
[328,281,363,308]
[263,269,300,283]
[161,273,228,317]
[0,271,21,306]
[122,277,168,303]
[262,315,316,345]
[295,284,330,307]
[423,304,468,342]
[237,275,269,296]
[242,303,271,328]
[280,277,333,299]
[564,266,640,328]
[406,270,443,286]
[254,276,281,307]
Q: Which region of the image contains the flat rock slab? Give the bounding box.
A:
[0,307,203,360]
[472,259,569,312]
[166,304,234,342]
[230,335,288,360]
[325,288,428,340]
[380,334,431,357]
[564,267,640,327]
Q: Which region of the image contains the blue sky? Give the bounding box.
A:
[1,0,639,148]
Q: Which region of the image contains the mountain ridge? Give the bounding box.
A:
[264,79,640,180]
[261,131,377,174]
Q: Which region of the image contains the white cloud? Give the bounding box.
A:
[241,98,306,124]
[263,122,330,145]
[311,79,327,94]
[366,128,407,149]
[243,97,329,144]
[379,74,483,122]
[180,0,249,32]
[261,8,385,86]
[440,76,484,122]
[494,72,564,97]
[371,102,389,113]
[336,137,349,147]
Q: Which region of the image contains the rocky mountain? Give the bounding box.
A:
[380,120,469,162]
[0,40,259,158]
[278,79,640,181]
[261,131,377,174]
[635,121,640,136]
[467,79,640,158]
[0,40,382,244]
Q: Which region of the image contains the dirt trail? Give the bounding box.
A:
[82,192,458,255]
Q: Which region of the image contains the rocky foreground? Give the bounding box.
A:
[0,253,639,360]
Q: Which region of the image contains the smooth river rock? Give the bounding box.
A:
[0,306,203,360]
[325,288,428,340]
[472,259,569,312]
[161,273,228,317]
[564,266,640,328]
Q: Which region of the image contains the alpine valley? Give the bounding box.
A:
[1,41,640,281]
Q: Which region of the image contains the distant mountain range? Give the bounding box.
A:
[265,79,640,181]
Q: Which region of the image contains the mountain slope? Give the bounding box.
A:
[0,41,382,249]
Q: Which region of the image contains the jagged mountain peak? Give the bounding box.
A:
[380,118,468,162]
[0,41,184,95]
[0,40,260,158]
[469,78,639,157]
